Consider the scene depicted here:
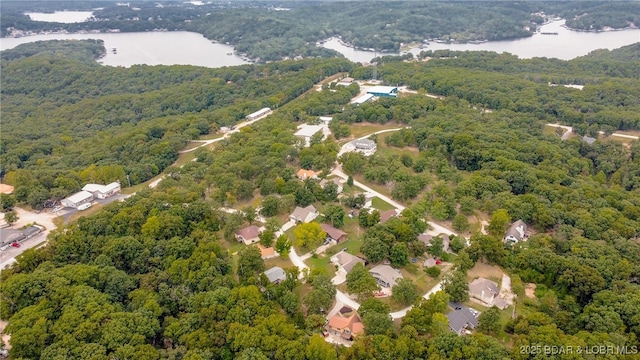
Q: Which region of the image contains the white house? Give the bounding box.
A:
[369,264,403,288]
[351,139,377,156]
[289,205,319,223]
[61,191,94,209]
[504,220,527,243]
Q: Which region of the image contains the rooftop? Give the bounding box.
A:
[64,190,94,204]
[263,266,286,283]
[367,85,398,94]
[351,138,376,149]
[294,124,324,137]
[236,225,260,240]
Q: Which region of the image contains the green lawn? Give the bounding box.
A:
[348,122,405,139]
[265,256,295,270]
[307,253,336,275]
[371,197,395,211]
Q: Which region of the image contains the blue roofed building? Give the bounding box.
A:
[367,86,398,97]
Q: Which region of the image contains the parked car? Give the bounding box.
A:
[11,242,21,248]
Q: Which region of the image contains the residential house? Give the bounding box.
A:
[423,257,437,268]
[379,209,397,224]
[447,302,479,335]
[326,306,364,340]
[582,135,596,145]
[235,225,261,245]
[469,278,499,306]
[418,233,451,253]
[257,244,278,260]
[331,251,365,275]
[351,139,377,156]
[296,169,320,180]
[504,220,527,243]
[263,266,287,284]
[289,205,318,223]
[418,233,433,246]
[321,223,347,243]
[369,264,403,288]
[320,177,343,194]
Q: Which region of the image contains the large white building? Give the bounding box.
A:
[61,191,94,209]
[294,124,324,147]
[353,93,374,105]
[82,182,121,199]
[246,107,272,121]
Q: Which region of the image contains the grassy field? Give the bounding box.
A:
[265,255,295,270]
[467,262,504,284]
[307,253,336,275]
[348,123,405,139]
[371,197,395,211]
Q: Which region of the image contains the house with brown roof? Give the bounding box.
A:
[326,306,364,340]
[321,223,347,243]
[235,225,261,245]
[289,205,318,223]
[257,244,278,260]
[331,251,365,275]
[296,169,320,180]
[369,264,402,288]
[379,209,398,224]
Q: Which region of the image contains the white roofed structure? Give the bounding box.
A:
[353,93,374,105]
[61,191,94,209]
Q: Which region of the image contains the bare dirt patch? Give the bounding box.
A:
[525,283,537,299]
[0,319,10,350]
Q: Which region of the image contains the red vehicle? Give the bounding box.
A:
[11,242,20,248]
[435,259,442,265]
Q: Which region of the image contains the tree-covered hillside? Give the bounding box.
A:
[0,40,352,208]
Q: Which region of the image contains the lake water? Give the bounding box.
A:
[322,20,640,62]
[0,32,249,68]
[25,11,95,23]
[2,12,639,68]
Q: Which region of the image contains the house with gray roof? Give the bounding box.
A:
[331,251,366,275]
[289,205,318,223]
[504,220,527,243]
[469,278,500,306]
[447,302,479,335]
[351,139,377,156]
[263,266,287,284]
[369,264,403,288]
